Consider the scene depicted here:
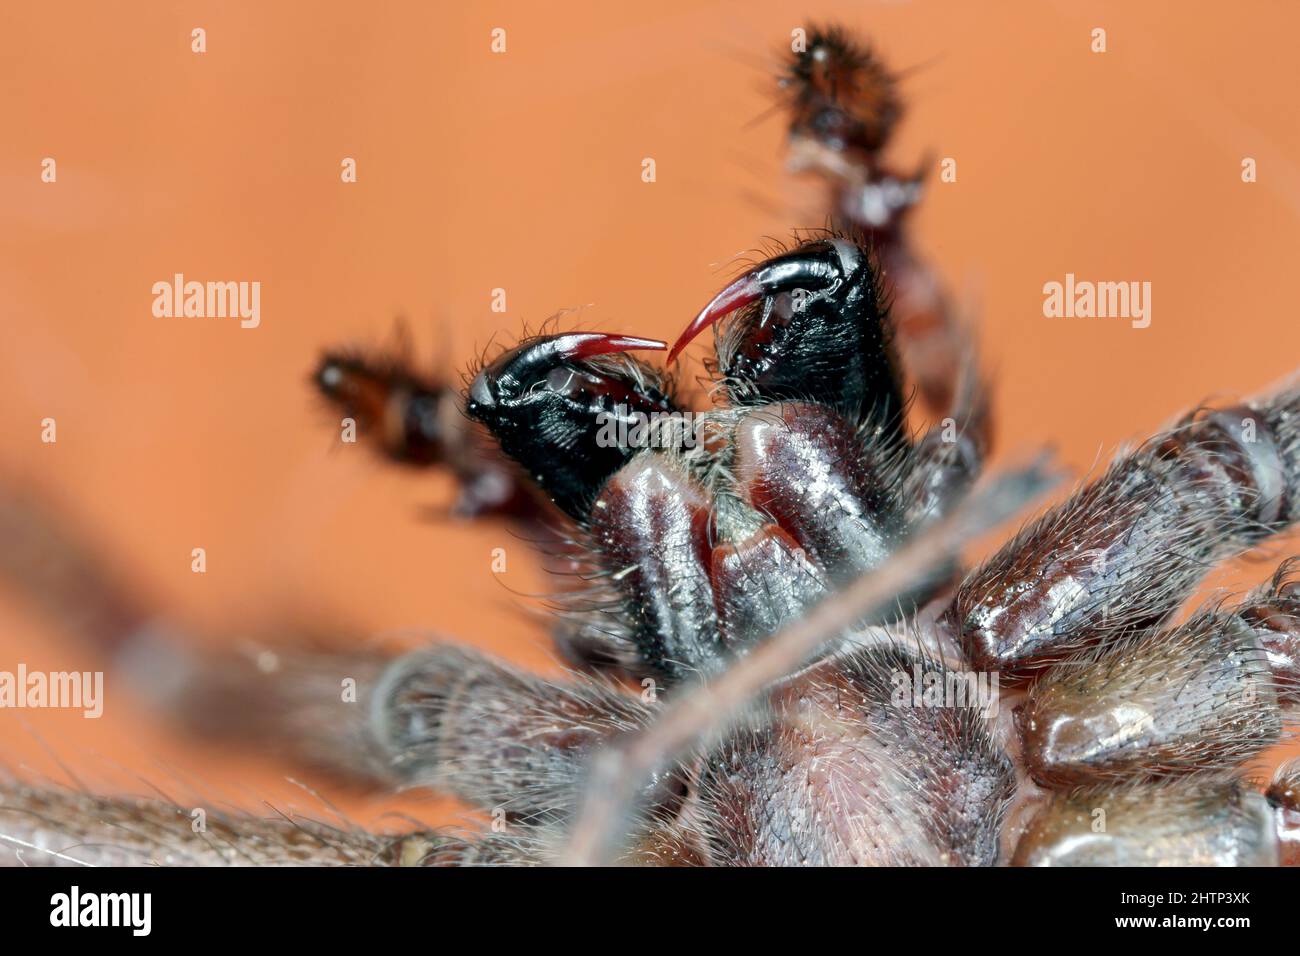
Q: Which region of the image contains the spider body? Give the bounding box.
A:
[8,274,1298,864]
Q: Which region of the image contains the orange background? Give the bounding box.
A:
[2,1,1299,836]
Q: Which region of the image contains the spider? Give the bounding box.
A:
[3,25,1299,868]
[7,230,1299,866]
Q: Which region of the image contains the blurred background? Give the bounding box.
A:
[2,1,1299,835]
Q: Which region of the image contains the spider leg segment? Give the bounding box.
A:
[0,486,146,657]
[903,417,984,530]
[1016,560,1300,788]
[1010,776,1281,866]
[731,400,904,584]
[1267,757,1300,866]
[780,27,971,421]
[953,383,1300,863]
[129,637,399,784]
[314,350,450,467]
[0,484,399,784]
[948,388,1300,678]
[782,25,902,163]
[0,778,561,867]
[372,645,675,826]
[314,347,526,518]
[0,781,419,867]
[1003,554,1300,866]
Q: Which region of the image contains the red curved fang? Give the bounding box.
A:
[667,273,765,364]
[557,333,667,361]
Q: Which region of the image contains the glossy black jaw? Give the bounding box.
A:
[464,332,674,521]
[671,238,906,442]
